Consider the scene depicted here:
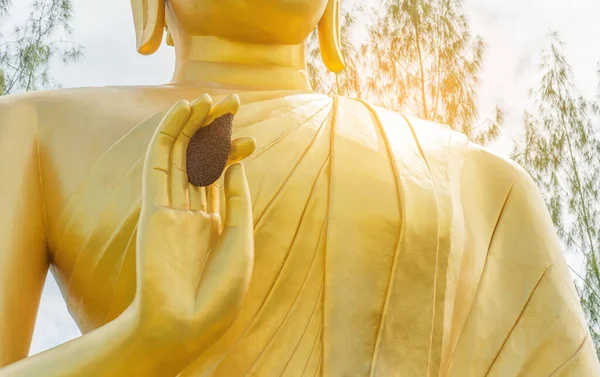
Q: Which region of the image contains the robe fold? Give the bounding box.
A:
[46,90,600,376]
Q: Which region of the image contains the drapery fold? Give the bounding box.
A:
[46,91,599,376]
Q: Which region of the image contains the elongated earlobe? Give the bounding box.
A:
[131,0,165,55]
[317,0,345,73]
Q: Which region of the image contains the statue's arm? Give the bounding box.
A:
[0,94,255,377]
[461,143,600,374]
[0,306,152,377]
[498,163,600,374]
[0,97,49,366]
[0,98,152,376]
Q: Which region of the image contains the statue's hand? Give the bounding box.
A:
[132,94,255,368]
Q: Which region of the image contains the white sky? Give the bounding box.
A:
[3,0,598,356]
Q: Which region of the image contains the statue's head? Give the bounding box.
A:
[130,0,344,72]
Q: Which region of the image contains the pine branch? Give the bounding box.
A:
[0,0,82,95]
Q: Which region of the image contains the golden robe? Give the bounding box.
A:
[41,89,599,376]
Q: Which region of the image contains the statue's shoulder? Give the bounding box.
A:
[332,96,467,169]
[351,97,530,184]
[464,141,530,185]
[462,140,542,216]
[333,96,536,202]
[0,88,73,141]
[0,85,148,107]
[0,85,170,132]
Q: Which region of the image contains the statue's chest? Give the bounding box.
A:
[46,113,154,331]
[45,94,335,362]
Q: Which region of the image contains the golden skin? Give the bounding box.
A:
[0,0,599,376]
[167,0,328,44]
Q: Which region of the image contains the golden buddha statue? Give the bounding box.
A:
[0,0,598,375]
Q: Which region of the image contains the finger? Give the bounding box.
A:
[227,137,256,166]
[182,94,212,138]
[207,183,220,214]
[161,100,193,138]
[223,163,252,229]
[143,168,171,208]
[205,94,240,125]
[169,167,189,210]
[146,100,192,172]
[170,96,213,209]
[143,100,192,207]
[189,185,206,212]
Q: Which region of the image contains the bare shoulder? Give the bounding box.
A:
[0,90,44,148]
[0,86,147,109]
[0,85,189,171]
[1,86,174,132]
[0,86,172,178]
[0,90,39,128]
[0,86,186,225]
[0,85,276,134]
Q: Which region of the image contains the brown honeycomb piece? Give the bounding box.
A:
[186,113,234,187]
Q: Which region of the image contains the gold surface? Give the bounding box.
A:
[0,0,599,376]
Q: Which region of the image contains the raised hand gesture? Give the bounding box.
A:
[132,94,255,373]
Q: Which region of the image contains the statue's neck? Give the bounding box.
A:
[170,36,312,91]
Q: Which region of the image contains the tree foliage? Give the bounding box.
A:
[307,0,503,145]
[512,32,600,355]
[0,0,81,95]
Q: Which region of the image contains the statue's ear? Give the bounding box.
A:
[131,0,165,55]
[317,0,345,73]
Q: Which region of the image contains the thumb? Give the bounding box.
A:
[224,163,252,229]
